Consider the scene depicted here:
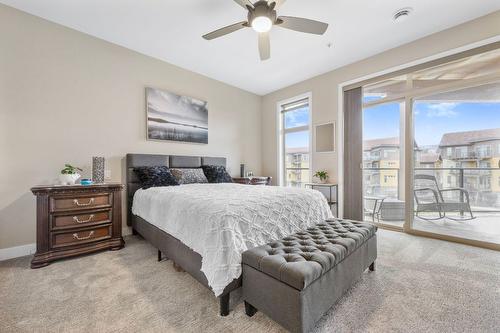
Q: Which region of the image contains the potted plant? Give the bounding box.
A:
[313,170,329,184]
[59,164,83,185]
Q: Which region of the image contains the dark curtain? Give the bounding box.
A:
[343,87,363,220]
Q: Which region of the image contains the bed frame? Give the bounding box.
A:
[126,153,241,316]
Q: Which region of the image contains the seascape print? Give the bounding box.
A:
[146,87,208,144]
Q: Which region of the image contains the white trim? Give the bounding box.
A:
[276,92,313,187]
[0,243,36,261]
[340,36,500,89]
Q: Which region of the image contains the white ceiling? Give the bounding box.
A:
[2,0,499,95]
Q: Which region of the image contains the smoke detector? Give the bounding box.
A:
[393,7,413,22]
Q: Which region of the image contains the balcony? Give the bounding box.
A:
[285,167,310,188]
[447,151,493,160]
[363,167,500,244]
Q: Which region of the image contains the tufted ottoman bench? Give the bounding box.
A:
[242,218,377,333]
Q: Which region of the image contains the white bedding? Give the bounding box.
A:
[132,183,332,296]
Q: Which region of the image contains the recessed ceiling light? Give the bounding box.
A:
[393,7,413,22]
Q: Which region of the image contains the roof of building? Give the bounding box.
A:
[363,137,400,151]
[439,128,500,147]
[419,153,441,164]
[286,147,308,154]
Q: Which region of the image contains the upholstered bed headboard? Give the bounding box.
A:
[126,153,226,226]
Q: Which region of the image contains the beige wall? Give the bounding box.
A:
[261,11,500,187]
[0,5,262,249]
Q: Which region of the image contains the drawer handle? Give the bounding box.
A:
[73,198,95,207]
[72,231,94,240]
[73,214,94,224]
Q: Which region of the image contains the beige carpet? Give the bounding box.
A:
[1,230,499,333]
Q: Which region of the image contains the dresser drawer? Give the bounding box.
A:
[52,225,112,249]
[50,193,112,212]
[51,209,111,230]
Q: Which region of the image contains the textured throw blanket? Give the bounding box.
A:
[132,183,332,296]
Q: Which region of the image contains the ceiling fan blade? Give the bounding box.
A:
[233,0,254,9]
[258,32,270,61]
[277,16,328,35]
[269,0,286,8]
[202,21,248,40]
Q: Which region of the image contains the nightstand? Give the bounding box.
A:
[30,183,124,268]
[232,177,272,185]
[305,183,338,217]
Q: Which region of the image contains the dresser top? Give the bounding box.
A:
[31,183,123,194]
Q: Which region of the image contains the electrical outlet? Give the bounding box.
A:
[105,169,111,180]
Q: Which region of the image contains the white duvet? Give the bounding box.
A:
[132,183,332,296]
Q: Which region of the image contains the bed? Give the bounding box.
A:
[126,153,332,315]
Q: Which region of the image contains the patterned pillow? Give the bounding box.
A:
[170,168,208,185]
[201,165,233,183]
[133,166,179,189]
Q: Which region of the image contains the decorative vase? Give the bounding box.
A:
[92,156,105,183]
[320,177,328,184]
[59,173,80,185]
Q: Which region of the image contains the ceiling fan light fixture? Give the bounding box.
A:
[251,16,273,33]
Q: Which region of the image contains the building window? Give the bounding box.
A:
[476,145,491,158]
[279,96,311,187]
[446,147,453,157]
[455,146,468,158]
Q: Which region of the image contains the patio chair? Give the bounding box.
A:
[364,197,385,223]
[413,174,475,221]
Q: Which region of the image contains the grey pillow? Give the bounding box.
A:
[170,168,208,185]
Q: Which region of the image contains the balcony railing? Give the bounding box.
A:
[285,167,310,188]
[363,167,500,213]
[447,151,493,159]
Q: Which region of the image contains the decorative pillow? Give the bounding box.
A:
[170,168,208,185]
[133,166,179,189]
[202,165,233,183]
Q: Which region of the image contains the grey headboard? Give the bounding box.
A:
[126,153,226,226]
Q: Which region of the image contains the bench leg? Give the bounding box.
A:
[157,250,162,262]
[369,261,376,271]
[244,301,258,317]
[219,294,230,316]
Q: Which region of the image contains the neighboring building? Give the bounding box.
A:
[438,128,500,206]
[363,137,401,197]
[285,147,310,187]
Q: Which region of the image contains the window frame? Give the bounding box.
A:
[277,93,313,187]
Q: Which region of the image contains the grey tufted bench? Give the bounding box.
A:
[242,218,377,333]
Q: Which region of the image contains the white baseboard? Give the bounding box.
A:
[122,227,132,236]
[0,243,36,261]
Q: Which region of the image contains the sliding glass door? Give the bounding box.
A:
[357,45,500,248]
[362,101,406,229]
[413,82,500,244]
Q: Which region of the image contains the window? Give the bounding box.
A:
[279,96,311,187]
[455,146,468,158]
[476,145,491,158]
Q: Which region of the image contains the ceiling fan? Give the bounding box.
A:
[202,0,329,61]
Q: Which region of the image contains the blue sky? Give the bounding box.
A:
[284,102,500,149]
[364,102,500,146]
[284,107,309,148]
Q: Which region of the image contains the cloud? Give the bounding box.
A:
[426,103,458,117]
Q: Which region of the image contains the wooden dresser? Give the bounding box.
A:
[232,177,272,185]
[30,183,124,268]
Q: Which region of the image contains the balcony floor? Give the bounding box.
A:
[365,213,500,244]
